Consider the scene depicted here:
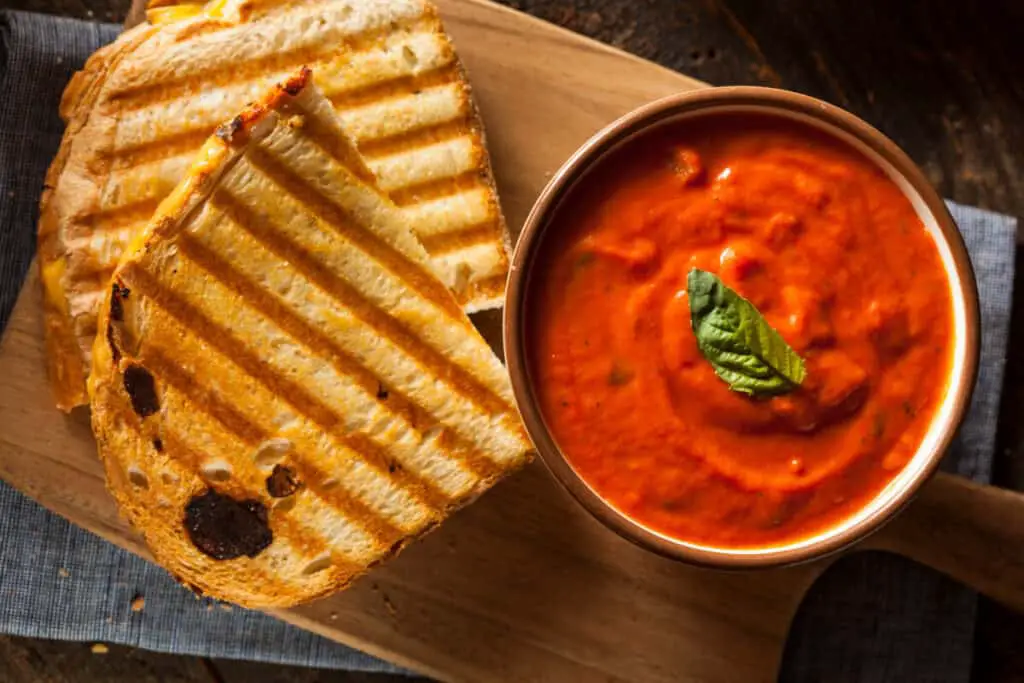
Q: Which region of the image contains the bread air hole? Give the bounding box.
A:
[254,437,293,468]
[302,555,332,575]
[127,467,149,489]
[200,461,233,482]
[274,495,297,513]
[110,281,143,358]
[452,263,472,298]
[402,45,419,69]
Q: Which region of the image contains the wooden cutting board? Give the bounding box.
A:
[4,1,1024,681]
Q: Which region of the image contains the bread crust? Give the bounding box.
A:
[38,24,158,411]
[421,1,511,313]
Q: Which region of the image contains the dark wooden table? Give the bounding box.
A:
[2,0,1023,680]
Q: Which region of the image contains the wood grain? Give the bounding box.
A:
[2,0,1023,681]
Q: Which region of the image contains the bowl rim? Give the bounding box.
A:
[502,85,981,569]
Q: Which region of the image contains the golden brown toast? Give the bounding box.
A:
[41,0,511,410]
[88,69,531,608]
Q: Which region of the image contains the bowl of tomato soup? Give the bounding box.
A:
[505,87,979,567]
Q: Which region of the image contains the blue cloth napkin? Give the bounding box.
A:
[0,9,1016,681]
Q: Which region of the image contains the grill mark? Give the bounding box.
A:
[281,456,412,563]
[245,145,463,319]
[72,198,163,237]
[210,192,501,481]
[128,255,450,516]
[143,345,266,445]
[136,330,406,548]
[343,432,449,511]
[329,64,459,111]
[460,273,508,306]
[109,17,429,112]
[216,182,513,417]
[358,119,471,161]
[108,128,213,170]
[388,170,484,207]
[176,233,463,510]
[156,433,370,579]
[64,229,133,253]
[67,263,115,288]
[419,221,501,256]
[287,109,376,185]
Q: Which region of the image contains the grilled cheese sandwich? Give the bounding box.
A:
[89,69,530,607]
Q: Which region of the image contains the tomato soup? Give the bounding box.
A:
[528,114,955,548]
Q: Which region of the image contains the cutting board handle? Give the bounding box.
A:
[870,472,1024,612]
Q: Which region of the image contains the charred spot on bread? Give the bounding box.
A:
[266,464,301,498]
[376,383,389,400]
[216,115,245,142]
[282,67,310,95]
[184,490,272,560]
[123,364,159,417]
[110,282,130,322]
[107,283,130,364]
[152,438,164,452]
[107,322,122,364]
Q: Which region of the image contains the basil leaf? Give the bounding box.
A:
[687,269,806,397]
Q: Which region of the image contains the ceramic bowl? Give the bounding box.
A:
[503,86,980,568]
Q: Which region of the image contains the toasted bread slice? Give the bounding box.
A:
[41,0,510,411]
[88,69,530,608]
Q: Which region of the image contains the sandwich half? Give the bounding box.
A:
[41,0,510,410]
[89,68,530,608]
